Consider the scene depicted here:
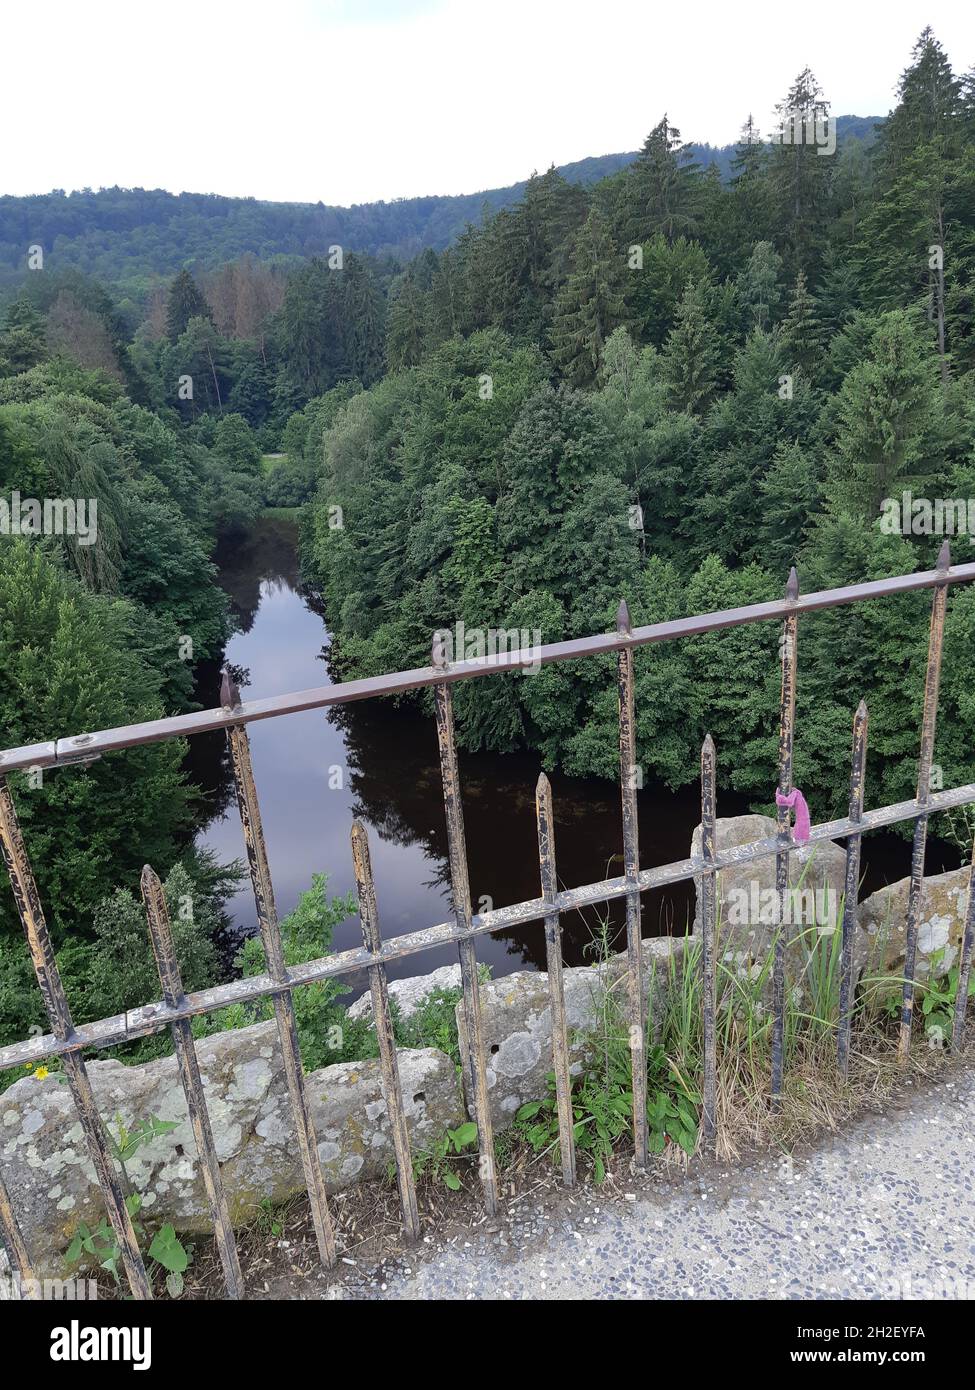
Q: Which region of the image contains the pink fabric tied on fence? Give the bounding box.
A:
[775,787,811,843]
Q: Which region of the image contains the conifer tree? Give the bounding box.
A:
[385,270,429,371]
[625,116,701,244]
[342,254,386,386]
[736,241,783,330]
[860,31,969,382]
[0,298,48,374]
[769,68,832,275]
[727,114,773,248]
[758,440,821,572]
[780,270,824,378]
[825,310,937,519]
[549,208,628,387]
[660,278,720,414]
[165,269,212,342]
[627,234,711,346]
[879,27,962,177]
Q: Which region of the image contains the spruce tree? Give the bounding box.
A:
[385,270,429,371]
[0,299,48,374]
[728,114,773,249]
[660,278,720,414]
[549,208,627,387]
[780,270,824,378]
[625,116,701,244]
[860,31,968,382]
[758,440,821,572]
[165,269,212,341]
[825,310,938,519]
[769,68,832,275]
[736,241,783,330]
[879,27,962,177]
[342,254,386,386]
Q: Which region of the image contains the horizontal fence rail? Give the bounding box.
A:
[3,775,975,1073]
[1,549,975,1300]
[2,559,975,776]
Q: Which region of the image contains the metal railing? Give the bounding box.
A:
[1,544,975,1299]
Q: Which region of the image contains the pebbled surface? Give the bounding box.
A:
[344,1068,975,1300]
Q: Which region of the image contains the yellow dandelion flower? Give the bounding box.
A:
[34,1066,49,1080]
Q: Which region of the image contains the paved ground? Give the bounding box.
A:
[340,1068,975,1300]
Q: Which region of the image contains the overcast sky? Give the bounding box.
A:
[2,0,973,206]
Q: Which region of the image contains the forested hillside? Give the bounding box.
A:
[0,29,973,1048]
[0,119,875,298]
[300,33,975,823]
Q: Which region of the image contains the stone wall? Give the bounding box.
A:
[2,1022,461,1278]
[3,814,969,1277]
[455,937,683,1129]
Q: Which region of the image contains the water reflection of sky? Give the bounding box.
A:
[196,573,464,990]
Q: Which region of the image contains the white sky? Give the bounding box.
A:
[2,0,973,206]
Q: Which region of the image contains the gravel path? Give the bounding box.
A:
[350,1069,975,1300]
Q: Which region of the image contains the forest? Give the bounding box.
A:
[0,29,973,1052]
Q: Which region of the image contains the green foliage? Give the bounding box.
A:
[195,874,367,1073]
[166,270,212,341]
[64,1112,192,1295]
[660,278,721,414]
[405,1120,479,1190]
[825,310,939,519]
[514,935,699,1181]
[0,543,195,947]
[1,859,228,1076]
[549,208,628,386]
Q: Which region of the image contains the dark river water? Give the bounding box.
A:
[187,518,958,987]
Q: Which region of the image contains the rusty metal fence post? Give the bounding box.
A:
[771,568,799,1105]
[837,701,868,1080]
[0,1166,37,1297]
[221,671,337,1267]
[616,600,648,1168]
[431,636,497,1215]
[700,735,717,1144]
[350,821,421,1238]
[141,865,244,1297]
[0,777,152,1299]
[899,541,950,1061]
[535,773,576,1187]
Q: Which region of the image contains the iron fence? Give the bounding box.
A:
[1,545,975,1299]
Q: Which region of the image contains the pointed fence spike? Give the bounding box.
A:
[937,538,951,572]
[535,770,550,796]
[786,566,799,601]
[431,631,449,670]
[140,863,161,895]
[220,668,241,710]
[616,599,632,635]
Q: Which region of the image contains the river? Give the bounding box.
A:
[188,517,957,987]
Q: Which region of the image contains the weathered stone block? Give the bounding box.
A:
[1,1020,462,1278]
[346,964,462,1023]
[455,937,684,1131]
[858,865,972,982]
[689,814,869,988]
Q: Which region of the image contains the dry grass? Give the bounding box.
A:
[711,1018,951,1161]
